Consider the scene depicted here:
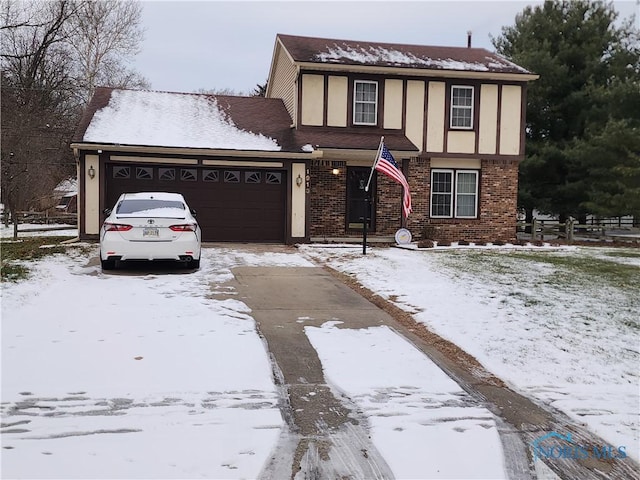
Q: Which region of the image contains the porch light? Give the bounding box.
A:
[88,165,96,179]
[296,174,303,187]
[332,168,340,175]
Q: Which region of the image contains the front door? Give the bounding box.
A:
[346,167,376,231]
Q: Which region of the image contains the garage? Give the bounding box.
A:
[105,163,287,242]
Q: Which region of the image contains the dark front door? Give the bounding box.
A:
[346,167,376,231]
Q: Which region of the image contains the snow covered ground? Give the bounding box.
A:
[2,243,511,479]
[2,239,638,478]
[300,243,640,463]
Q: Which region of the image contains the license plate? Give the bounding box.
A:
[143,227,159,237]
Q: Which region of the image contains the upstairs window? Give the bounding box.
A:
[353,80,378,125]
[450,86,474,129]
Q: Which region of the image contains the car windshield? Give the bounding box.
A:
[116,199,185,215]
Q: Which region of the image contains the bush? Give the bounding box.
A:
[458,240,470,246]
[437,240,451,247]
[417,239,434,248]
[493,240,505,246]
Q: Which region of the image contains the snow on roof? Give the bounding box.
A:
[315,44,528,73]
[83,90,281,151]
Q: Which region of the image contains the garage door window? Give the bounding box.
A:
[203,170,219,182]
[136,167,153,180]
[159,168,175,181]
[224,171,240,183]
[245,172,261,183]
[181,168,197,181]
[266,172,282,184]
[113,166,130,178]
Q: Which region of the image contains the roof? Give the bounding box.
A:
[74,87,419,155]
[277,33,532,75]
[73,88,297,152]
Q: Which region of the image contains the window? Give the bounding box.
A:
[245,171,261,184]
[180,168,197,181]
[353,80,378,125]
[266,172,282,184]
[203,170,219,182]
[224,170,240,183]
[113,166,130,179]
[450,86,474,129]
[159,168,175,181]
[430,169,478,218]
[136,167,153,180]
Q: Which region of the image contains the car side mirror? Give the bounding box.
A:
[103,208,112,215]
[190,208,197,217]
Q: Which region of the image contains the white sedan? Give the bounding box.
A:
[99,192,201,270]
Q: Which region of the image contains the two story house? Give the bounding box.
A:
[71,33,537,244]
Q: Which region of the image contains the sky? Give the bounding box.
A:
[132,0,640,95]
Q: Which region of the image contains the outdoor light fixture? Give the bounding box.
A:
[332,168,340,175]
[296,174,303,187]
[88,165,96,179]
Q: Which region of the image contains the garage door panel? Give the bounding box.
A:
[106,164,286,242]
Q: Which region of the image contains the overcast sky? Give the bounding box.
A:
[132,0,639,95]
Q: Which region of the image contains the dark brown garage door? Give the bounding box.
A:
[106,164,286,242]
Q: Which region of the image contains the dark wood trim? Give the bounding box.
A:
[79,153,86,239]
[322,74,329,127]
[419,152,524,162]
[520,84,528,157]
[496,85,503,155]
[423,81,430,153]
[401,79,408,132]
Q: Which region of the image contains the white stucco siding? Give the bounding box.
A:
[327,76,348,127]
[301,74,324,126]
[405,80,425,151]
[499,85,522,155]
[291,163,306,238]
[478,84,498,154]
[426,82,445,152]
[84,154,100,235]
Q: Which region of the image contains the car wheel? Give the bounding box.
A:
[187,258,200,270]
[101,258,116,270]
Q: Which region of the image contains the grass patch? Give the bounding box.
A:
[509,251,639,289]
[1,236,76,282]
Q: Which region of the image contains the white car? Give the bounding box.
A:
[100,192,201,270]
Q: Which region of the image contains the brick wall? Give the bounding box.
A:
[309,158,519,243]
[309,162,346,237]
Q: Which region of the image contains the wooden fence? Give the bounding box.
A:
[517,218,639,243]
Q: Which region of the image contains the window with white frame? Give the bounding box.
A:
[353,80,378,125]
[430,169,479,218]
[450,86,474,129]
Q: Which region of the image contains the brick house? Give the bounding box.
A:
[72,33,536,244]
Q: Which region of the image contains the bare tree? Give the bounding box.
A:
[68,0,148,105]
[1,0,148,238]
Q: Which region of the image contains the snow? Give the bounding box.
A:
[306,323,507,479]
[300,244,640,462]
[315,44,529,73]
[83,89,281,151]
[2,241,638,477]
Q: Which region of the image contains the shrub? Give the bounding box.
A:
[417,239,434,248]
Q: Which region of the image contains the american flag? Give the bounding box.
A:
[375,143,412,217]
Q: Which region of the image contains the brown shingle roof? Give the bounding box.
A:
[277,33,531,75]
[73,87,297,151]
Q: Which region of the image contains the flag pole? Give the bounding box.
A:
[363,136,384,255]
[364,136,384,193]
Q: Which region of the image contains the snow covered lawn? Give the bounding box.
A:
[300,244,640,462]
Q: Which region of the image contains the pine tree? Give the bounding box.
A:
[493,0,640,222]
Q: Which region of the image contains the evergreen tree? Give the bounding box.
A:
[493,0,640,222]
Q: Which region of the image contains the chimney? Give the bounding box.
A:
[467,31,472,48]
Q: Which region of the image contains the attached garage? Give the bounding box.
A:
[72,88,313,244]
[105,163,287,242]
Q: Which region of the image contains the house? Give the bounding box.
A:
[71,33,537,244]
